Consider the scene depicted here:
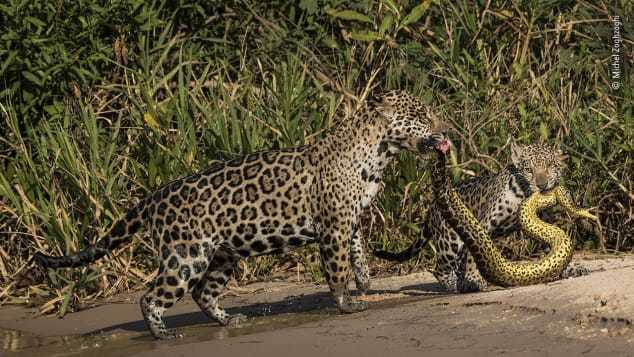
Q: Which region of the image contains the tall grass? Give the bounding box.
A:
[0,0,632,313]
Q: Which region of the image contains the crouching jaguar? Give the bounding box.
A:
[33,90,450,339]
[375,142,590,293]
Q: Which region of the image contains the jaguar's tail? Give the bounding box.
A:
[373,236,431,262]
[373,222,431,262]
[32,201,148,269]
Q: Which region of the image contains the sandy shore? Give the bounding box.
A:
[1,254,633,357]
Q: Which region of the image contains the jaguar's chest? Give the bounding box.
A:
[360,180,381,209]
[484,186,528,236]
[456,172,530,236]
[357,153,391,209]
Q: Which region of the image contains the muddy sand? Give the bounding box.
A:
[1,254,634,357]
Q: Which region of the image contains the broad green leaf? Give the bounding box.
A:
[326,9,373,23]
[382,0,400,17]
[0,4,13,15]
[144,112,160,130]
[322,36,339,49]
[399,0,432,29]
[379,14,394,35]
[0,50,17,76]
[25,16,46,29]
[299,0,318,14]
[22,71,42,86]
[349,30,383,42]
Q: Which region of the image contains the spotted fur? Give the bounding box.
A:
[33,90,449,339]
[375,143,583,292]
[430,148,597,286]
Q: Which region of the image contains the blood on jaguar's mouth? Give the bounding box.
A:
[435,139,451,154]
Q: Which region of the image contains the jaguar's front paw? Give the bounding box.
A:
[560,264,591,279]
[154,329,184,340]
[225,313,247,328]
[354,276,371,295]
[338,300,369,313]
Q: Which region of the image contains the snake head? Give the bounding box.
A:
[577,208,599,224]
[554,187,600,224]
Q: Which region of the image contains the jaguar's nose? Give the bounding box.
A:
[534,171,549,191]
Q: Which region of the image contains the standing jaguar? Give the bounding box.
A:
[374,142,587,292]
[33,90,450,339]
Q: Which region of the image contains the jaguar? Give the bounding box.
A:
[375,143,589,292]
[429,144,597,286]
[33,90,450,339]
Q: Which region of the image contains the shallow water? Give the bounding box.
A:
[0,295,433,357]
[0,309,336,357]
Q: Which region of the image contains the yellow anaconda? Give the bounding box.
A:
[432,150,598,286]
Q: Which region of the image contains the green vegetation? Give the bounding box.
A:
[0,0,632,313]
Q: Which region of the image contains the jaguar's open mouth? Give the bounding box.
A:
[435,139,451,154]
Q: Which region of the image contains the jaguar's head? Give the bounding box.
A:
[510,142,566,192]
[376,90,451,158]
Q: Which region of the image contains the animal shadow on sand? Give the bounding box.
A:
[89,281,447,336]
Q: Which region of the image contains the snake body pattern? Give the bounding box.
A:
[432,150,598,286]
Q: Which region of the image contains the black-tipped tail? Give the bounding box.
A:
[373,236,430,262]
[32,202,147,269]
[374,219,433,262]
[32,245,110,269]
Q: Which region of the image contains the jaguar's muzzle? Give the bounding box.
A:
[418,134,451,155]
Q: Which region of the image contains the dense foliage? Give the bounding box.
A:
[0,0,632,313]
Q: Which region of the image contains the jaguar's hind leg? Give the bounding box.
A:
[432,264,459,293]
[350,229,370,294]
[140,290,178,339]
[140,266,183,339]
[140,254,210,339]
[457,249,487,293]
[192,249,246,327]
[433,225,461,293]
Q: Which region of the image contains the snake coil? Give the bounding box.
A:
[432,150,598,286]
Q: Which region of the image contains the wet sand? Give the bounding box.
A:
[1,254,633,357]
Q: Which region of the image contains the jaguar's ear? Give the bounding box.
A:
[510,142,523,165]
[553,145,568,161]
[431,117,450,134]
